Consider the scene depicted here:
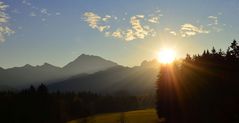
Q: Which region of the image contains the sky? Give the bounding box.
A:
[0,0,239,68]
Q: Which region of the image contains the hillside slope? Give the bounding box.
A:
[48,60,159,95]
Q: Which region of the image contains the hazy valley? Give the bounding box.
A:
[0,54,159,95]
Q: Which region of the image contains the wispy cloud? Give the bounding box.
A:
[107,15,156,41]
[20,0,61,21]
[0,2,14,42]
[98,25,110,32]
[84,10,221,40]
[111,29,123,38]
[40,8,51,16]
[180,24,209,37]
[163,13,225,37]
[29,12,36,17]
[170,31,177,36]
[147,9,162,24]
[83,12,110,32]
[148,17,160,23]
[212,26,222,32]
[102,15,111,22]
[83,10,161,41]
[208,16,218,25]
[130,16,148,39]
[164,28,177,36]
[136,15,144,18]
[22,0,31,6]
[83,12,101,29]
[164,23,209,37]
[125,29,135,41]
[55,12,61,16]
[208,15,224,32]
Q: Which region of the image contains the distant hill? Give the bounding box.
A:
[0,63,62,88]
[48,60,159,95]
[0,54,118,88]
[63,54,118,76]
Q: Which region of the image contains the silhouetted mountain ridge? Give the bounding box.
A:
[63,54,118,75]
[48,60,159,95]
[0,54,119,89]
[0,54,159,94]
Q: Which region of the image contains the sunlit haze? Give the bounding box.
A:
[157,49,176,64]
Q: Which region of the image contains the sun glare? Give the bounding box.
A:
[157,49,176,64]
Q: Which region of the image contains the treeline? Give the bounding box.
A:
[0,84,155,123]
[156,40,239,123]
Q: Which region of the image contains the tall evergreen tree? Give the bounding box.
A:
[156,40,239,123]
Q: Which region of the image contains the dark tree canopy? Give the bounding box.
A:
[156,40,239,123]
[0,84,155,123]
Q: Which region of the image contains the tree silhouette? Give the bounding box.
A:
[37,83,48,94]
[156,40,239,123]
[156,64,183,123]
[0,84,147,123]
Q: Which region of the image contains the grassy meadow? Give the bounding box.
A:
[67,109,163,123]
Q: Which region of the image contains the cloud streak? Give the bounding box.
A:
[130,16,149,40]
[83,12,110,32]
[164,23,210,37]
[84,10,223,40]
[21,0,61,22]
[208,16,218,25]
[83,12,101,29]
[0,2,14,42]
[208,15,224,32]
[180,24,209,37]
[148,17,160,23]
[83,10,160,41]
[164,13,225,37]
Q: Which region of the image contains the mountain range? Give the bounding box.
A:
[0,54,159,95]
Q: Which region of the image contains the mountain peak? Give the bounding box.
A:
[140,59,159,68]
[39,63,60,70]
[69,54,118,65]
[79,53,88,57]
[23,64,34,68]
[63,54,118,75]
[76,54,101,60]
[42,62,54,67]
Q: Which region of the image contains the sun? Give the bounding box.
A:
[157,49,176,64]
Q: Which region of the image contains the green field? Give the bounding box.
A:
[68,109,163,123]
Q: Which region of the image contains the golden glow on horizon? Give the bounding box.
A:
[157,49,176,64]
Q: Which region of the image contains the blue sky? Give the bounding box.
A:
[0,0,239,68]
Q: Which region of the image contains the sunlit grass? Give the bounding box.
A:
[68,109,161,123]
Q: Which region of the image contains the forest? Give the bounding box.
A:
[156,40,239,123]
[0,84,155,123]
